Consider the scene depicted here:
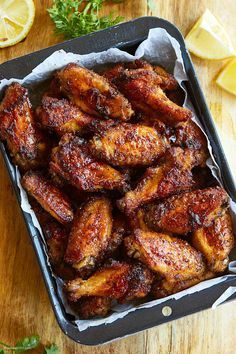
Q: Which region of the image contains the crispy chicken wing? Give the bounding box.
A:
[0,83,49,170]
[32,202,75,280]
[89,123,167,167]
[49,133,128,192]
[56,63,134,121]
[117,147,198,215]
[72,296,112,319]
[36,96,95,136]
[145,187,228,235]
[22,171,74,225]
[125,229,206,282]
[66,261,153,302]
[128,208,152,232]
[64,196,113,273]
[192,212,234,272]
[152,271,215,299]
[110,68,192,126]
[103,60,178,91]
[175,119,208,151]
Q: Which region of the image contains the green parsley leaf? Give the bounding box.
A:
[0,335,40,353]
[15,335,40,352]
[0,350,7,354]
[44,344,59,354]
[48,0,124,39]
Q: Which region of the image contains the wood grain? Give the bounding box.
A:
[0,1,236,353]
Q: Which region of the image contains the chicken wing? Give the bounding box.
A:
[117,147,198,215]
[144,187,228,235]
[36,96,95,136]
[56,63,134,121]
[72,296,112,319]
[64,196,113,273]
[110,68,192,126]
[192,212,234,272]
[22,171,74,225]
[124,229,206,282]
[89,123,167,167]
[66,261,153,302]
[152,271,215,299]
[49,133,128,192]
[128,208,152,232]
[103,60,178,91]
[32,202,75,280]
[0,83,49,170]
[174,119,208,152]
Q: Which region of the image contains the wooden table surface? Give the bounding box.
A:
[0,1,236,353]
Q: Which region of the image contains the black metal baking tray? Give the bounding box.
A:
[0,16,236,346]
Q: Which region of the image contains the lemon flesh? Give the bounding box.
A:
[185,9,236,60]
[216,58,236,96]
[0,0,35,48]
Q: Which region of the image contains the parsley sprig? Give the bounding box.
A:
[0,336,58,354]
[48,0,125,39]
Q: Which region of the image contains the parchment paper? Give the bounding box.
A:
[1,28,236,332]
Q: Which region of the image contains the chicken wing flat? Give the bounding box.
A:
[152,271,214,299]
[128,208,152,232]
[0,83,49,170]
[22,171,74,225]
[56,63,134,121]
[49,133,128,192]
[89,123,167,167]
[110,68,192,126]
[145,187,228,235]
[66,261,153,302]
[192,212,234,273]
[125,230,206,282]
[36,96,95,136]
[103,60,178,91]
[175,119,208,150]
[64,196,113,273]
[117,147,197,215]
[32,202,75,280]
[72,296,112,319]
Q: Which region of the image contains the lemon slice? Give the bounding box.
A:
[216,58,236,95]
[0,0,35,48]
[185,9,236,60]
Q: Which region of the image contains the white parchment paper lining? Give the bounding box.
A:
[1,28,236,331]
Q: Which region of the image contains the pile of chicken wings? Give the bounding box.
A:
[0,59,234,319]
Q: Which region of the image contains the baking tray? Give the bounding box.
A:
[0,17,236,346]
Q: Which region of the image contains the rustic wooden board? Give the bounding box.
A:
[0,1,236,353]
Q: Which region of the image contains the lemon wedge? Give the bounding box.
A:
[216,58,236,95]
[185,9,236,60]
[0,0,35,48]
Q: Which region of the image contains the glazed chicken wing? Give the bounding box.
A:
[56,63,134,121]
[21,171,74,225]
[49,133,128,192]
[66,261,153,302]
[103,60,178,91]
[145,187,228,235]
[109,68,192,126]
[0,83,49,170]
[117,147,198,215]
[64,196,113,273]
[32,202,75,280]
[152,271,214,299]
[72,296,112,319]
[89,123,167,167]
[125,229,206,282]
[36,96,95,136]
[192,212,234,273]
